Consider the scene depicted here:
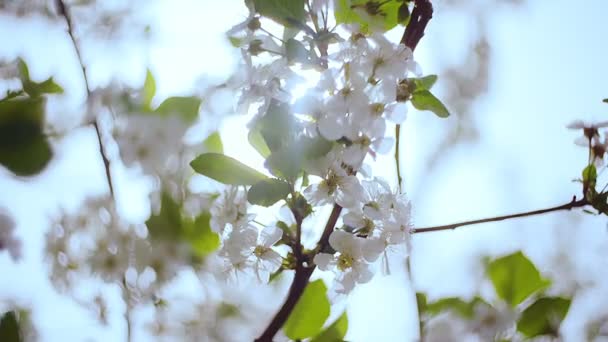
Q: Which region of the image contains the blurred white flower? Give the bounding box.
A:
[0,209,21,261]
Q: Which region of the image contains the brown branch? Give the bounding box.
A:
[255,204,342,342]
[400,0,433,50]
[56,0,115,198]
[412,196,588,234]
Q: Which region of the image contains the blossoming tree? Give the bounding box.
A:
[1,0,608,341]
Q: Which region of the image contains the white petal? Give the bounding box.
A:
[260,225,282,247]
[313,253,334,271]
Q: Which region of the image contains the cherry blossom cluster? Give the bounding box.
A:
[212,3,419,294]
[567,120,608,167]
[46,197,189,295]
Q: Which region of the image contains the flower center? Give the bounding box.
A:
[337,253,354,271]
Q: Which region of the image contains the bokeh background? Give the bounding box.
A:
[1,0,608,340]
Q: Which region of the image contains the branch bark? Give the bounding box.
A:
[412,196,588,234]
[55,0,115,198]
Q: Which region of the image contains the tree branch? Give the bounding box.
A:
[400,0,433,50]
[412,196,588,234]
[255,204,343,342]
[55,0,115,198]
[257,2,436,340]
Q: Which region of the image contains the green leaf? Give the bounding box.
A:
[203,131,223,154]
[284,279,331,340]
[583,164,597,185]
[146,192,183,240]
[311,312,348,342]
[0,97,52,176]
[184,212,220,257]
[517,297,571,337]
[487,251,550,307]
[285,39,312,64]
[397,2,410,24]
[248,178,291,207]
[155,96,201,123]
[416,292,428,314]
[253,0,306,26]
[143,69,156,110]
[426,298,475,318]
[413,75,438,91]
[411,90,450,118]
[258,100,295,153]
[18,58,63,97]
[335,0,405,32]
[425,296,488,319]
[0,311,21,342]
[190,153,267,185]
[248,128,272,158]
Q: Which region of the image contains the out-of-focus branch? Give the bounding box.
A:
[55,0,115,198]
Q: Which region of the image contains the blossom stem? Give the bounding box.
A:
[395,124,403,192]
[255,205,343,342]
[56,0,115,198]
[412,196,589,234]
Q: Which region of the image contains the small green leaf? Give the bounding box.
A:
[285,39,312,64]
[248,128,272,158]
[411,90,450,118]
[583,164,597,186]
[335,0,405,33]
[311,312,348,342]
[0,97,52,176]
[0,311,21,342]
[248,178,291,207]
[258,100,295,152]
[190,153,267,185]
[146,192,183,240]
[416,292,428,314]
[602,98,608,103]
[413,75,438,91]
[18,58,63,97]
[203,131,223,154]
[487,251,550,307]
[517,297,571,337]
[397,2,410,24]
[284,279,331,340]
[426,298,475,318]
[253,0,306,25]
[143,69,156,110]
[184,212,220,257]
[155,96,201,123]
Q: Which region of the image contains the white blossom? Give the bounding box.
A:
[314,230,382,293]
[0,209,21,261]
[220,226,283,282]
[303,156,364,209]
[210,186,249,234]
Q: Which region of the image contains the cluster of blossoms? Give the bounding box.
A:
[567,120,608,167]
[212,2,420,294]
[46,197,191,295]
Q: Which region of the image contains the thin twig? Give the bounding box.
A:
[412,196,588,234]
[121,276,133,342]
[56,0,115,198]
[395,124,403,192]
